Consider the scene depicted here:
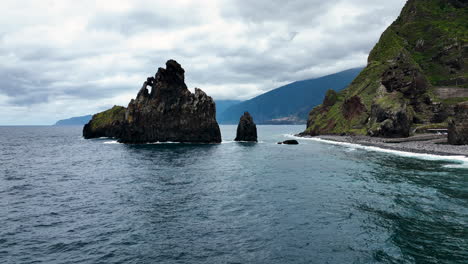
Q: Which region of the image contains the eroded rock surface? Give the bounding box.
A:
[83,60,221,143]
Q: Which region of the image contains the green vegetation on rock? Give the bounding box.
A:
[83,105,126,139]
[88,106,126,131]
[302,0,467,137]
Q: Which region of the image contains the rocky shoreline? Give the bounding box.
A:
[300,134,468,157]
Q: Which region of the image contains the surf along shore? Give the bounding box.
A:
[298,134,468,157]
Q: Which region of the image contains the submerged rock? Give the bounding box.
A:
[448,102,468,145]
[83,60,221,143]
[278,140,299,145]
[235,112,257,142]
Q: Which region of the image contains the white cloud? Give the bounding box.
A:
[0,0,406,125]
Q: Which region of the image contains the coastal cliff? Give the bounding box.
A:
[83,60,221,143]
[301,0,468,138]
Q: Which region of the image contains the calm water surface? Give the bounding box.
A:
[0,125,467,264]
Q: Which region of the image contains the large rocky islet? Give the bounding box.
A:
[84,60,222,143]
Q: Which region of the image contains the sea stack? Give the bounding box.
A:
[235,112,257,142]
[83,60,222,143]
[448,102,468,145]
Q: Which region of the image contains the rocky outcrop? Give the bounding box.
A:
[342,96,366,120]
[83,60,222,143]
[381,54,429,98]
[277,140,299,145]
[234,112,257,142]
[448,102,468,145]
[368,103,412,138]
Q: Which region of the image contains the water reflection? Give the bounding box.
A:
[349,153,468,263]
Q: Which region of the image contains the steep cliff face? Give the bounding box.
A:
[83,60,221,143]
[302,0,467,137]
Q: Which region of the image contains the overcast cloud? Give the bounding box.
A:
[0,0,406,125]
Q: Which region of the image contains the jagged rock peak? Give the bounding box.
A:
[83,59,222,144]
[148,60,188,98]
[235,112,258,142]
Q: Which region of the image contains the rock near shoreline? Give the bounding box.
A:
[448,103,468,145]
[83,60,221,143]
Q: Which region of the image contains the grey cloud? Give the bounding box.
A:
[222,0,335,25]
[63,82,139,100]
[88,8,203,35]
[0,67,52,105]
[0,64,141,106]
[0,0,406,124]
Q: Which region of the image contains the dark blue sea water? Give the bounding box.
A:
[1,125,467,264]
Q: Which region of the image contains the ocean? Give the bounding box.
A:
[1,125,467,263]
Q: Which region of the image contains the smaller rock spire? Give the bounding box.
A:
[235,112,258,142]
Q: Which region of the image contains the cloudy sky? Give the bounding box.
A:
[0,0,406,125]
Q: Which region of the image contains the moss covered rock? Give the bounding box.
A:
[83,106,126,139]
[323,89,339,107]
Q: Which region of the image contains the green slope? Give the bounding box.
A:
[302,0,468,137]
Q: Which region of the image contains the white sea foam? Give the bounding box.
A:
[222,140,265,144]
[103,140,213,145]
[147,141,180,144]
[103,140,119,144]
[443,163,468,169]
[284,134,468,166]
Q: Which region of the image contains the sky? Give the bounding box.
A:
[0,0,406,125]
